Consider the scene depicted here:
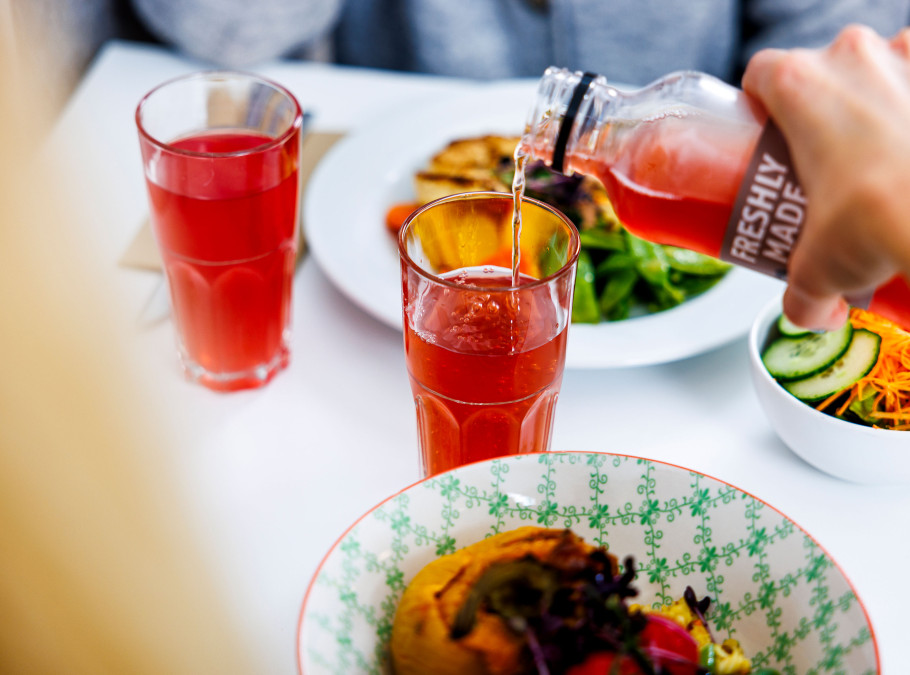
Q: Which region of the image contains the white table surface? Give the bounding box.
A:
[52,40,909,675]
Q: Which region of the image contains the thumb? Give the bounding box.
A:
[782,285,849,332]
[741,48,788,102]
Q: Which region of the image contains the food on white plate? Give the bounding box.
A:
[390,526,776,675]
[414,135,524,203]
[385,135,731,323]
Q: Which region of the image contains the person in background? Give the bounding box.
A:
[744,24,910,332]
[127,0,910,84]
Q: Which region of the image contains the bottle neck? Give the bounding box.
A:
[519,67,620,174]
[549,71,598,174]
[520,67,764,178]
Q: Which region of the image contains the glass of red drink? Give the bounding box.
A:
[136,72,304,391]
[399,192,580,476]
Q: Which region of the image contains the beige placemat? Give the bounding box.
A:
[119,131,345,271]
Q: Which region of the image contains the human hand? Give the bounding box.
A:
[742,25,910,330]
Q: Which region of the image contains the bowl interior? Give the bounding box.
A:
[748,296,910,484]
[298,452,876,674]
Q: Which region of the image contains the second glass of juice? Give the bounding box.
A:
[399,191,579,476]
[136,72,303,391]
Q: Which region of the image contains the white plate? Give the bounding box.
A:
[304,82,785,368]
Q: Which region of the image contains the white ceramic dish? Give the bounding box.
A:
[749,295,910,484]
[304,83,784,369]
[298,451,875,674]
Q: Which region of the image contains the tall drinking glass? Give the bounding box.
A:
[136,72,303,392]
[399,192,579,476]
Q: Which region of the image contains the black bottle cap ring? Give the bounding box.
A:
[551,71,598,175]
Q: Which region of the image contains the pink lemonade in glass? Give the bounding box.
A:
[399,192,579,476]
[404,268,569,476]
[137,73,303,391]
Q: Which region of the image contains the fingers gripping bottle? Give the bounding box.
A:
[518,67,910,329]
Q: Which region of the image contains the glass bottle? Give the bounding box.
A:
[518,66,910,329]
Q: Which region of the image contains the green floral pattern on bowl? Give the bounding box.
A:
[298,452,876,674]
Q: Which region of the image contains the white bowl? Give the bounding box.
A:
[297,452,876,674]
[748,296,910,484]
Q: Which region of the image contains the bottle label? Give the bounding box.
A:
[720,122,874,310]
[720,122,805,280]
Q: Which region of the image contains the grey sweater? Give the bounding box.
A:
[130,0,909,85]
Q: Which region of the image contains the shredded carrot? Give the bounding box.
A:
[816,308,910,429]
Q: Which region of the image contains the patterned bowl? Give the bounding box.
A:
[297,452,876,674]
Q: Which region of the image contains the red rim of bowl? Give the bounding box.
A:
[295,449,880,674]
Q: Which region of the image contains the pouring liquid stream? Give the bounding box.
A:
[511,147,529,287]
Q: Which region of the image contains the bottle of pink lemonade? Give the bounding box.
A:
[518,67,910,329]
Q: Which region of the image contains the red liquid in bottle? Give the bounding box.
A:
[570,113,754,257]
[566,114,910,329]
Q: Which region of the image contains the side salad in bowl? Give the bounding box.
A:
[760,306,908,430]
[749,296,910,484]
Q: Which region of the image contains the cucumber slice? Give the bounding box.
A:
[761,321,853,381]
[777,313,813,337]
[782,329,881,401]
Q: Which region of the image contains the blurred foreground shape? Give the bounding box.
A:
[0,13,257,675]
